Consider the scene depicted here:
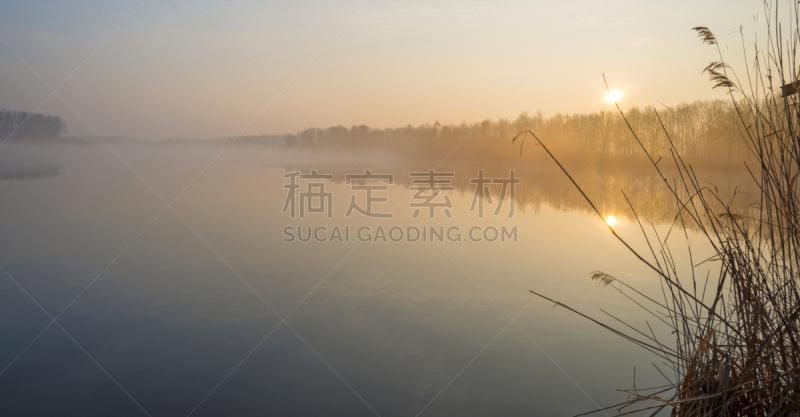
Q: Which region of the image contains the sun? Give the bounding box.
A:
[605,215,617,226]
[605,90,622,103]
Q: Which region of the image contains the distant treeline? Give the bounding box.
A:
[0,109,66,141]
[258,100,754,169]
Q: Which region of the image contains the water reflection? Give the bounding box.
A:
[0,141,735,416]
[0,144,63,180]
[258,148,757,231]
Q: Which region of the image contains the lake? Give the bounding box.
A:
[0,140,743,416]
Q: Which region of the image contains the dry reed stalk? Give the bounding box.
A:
[518,2,800,415]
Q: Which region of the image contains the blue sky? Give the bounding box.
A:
[0,0,759,138]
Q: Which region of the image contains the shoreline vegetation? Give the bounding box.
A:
[49,98,757,172]
[524,3,800,415]
[217,99,754,170]
[4,100,759,220]
[0,110,65,180]
[0,109,65,141]
[3,91,753,173]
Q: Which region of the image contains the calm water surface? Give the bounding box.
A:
[0,142,737,416]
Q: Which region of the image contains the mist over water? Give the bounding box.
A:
[0,139,735,416]
[0,144,64,180]
[1,0,788,413]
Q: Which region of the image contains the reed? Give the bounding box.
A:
[518,2,800,415]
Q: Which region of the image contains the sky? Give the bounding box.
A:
[0,0,762,139]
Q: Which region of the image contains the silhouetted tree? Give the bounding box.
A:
[0,109,66,141]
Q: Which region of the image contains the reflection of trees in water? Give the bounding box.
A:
[0,164,62,180]
[271,153,757,230]
[0,144,63,180]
